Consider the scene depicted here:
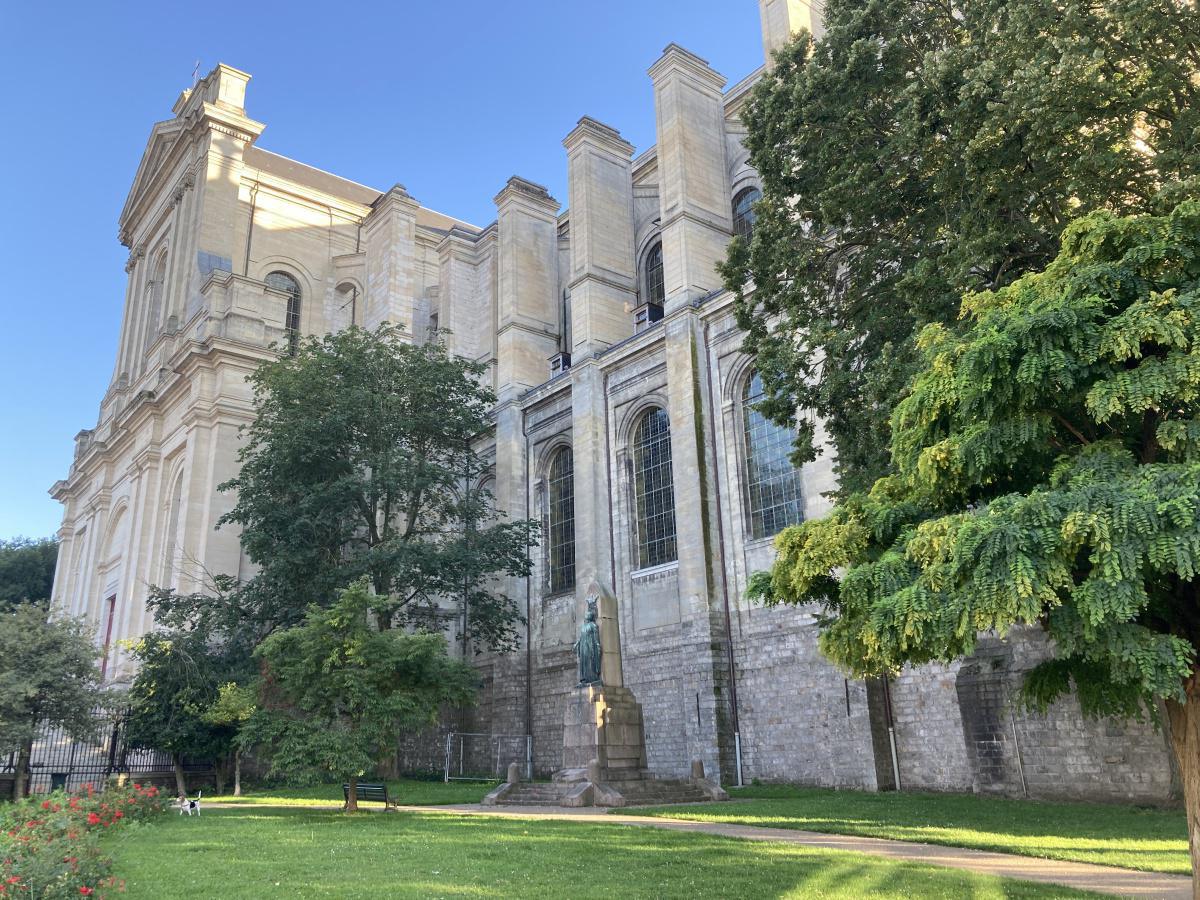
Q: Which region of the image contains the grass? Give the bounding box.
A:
[624,784,1189,875]
[109,806,1102,899]
[204,779,497,808]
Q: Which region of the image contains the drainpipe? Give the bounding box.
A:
[882,674,902,790]
[242,183,259,276]
[702,318,744,787]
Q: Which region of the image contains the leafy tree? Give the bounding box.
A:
[0,604,105,798]
[219,324,536,651]
[243,579,477,810]
[0,537,59,610]
[724,0,1200,495]
[202,682,255,797]
[754,199,1200,879]
[124,630,236,797]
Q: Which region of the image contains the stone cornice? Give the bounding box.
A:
[648,43,727,93]
[563,116,635,159]
[494,176,559,213]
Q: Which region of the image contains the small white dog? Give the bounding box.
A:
[177,790,202,816]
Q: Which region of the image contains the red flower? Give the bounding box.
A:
[113,811,123,820]
[86,813,101,826]
[79,888,94,896]
[68,798,79,809]
[5,878,20,885]
[41,801,50,810]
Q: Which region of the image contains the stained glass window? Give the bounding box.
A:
[633,407,677,568]
[743,372,804,539]
[266,271,301,350]
[643,242,664,307]
[547,447,576,593]
[732,187,762,242]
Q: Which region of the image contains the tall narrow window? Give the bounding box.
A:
[743,372,804,539]
[633,407,677,568]
[643,241,664,307]
[732,187,762,242]
[266,271,302,350]
[547,447,576,593]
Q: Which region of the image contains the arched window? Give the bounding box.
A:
[732,187,762,242]
[643,241,664,307]
[547,447,576,593]
[743,372,804,539]
[633,407,677,568]
[266,271,302,350]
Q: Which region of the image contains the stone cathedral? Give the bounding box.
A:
[50,1,1177,802]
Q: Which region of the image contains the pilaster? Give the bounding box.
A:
[648,45,732,314]
[563,117,637,357]
[363,184,421,336]
[493,176,561,399]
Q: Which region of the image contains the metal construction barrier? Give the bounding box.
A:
[443,732,532,783]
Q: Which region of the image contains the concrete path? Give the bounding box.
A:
[208,799,1193,899]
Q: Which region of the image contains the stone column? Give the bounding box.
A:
[436,226,482,361]
[563,117,637,358]
[648,45,732,315]
[493,176,561,400]
[759,0,825,67]
[570,360,613,622]
[363,185,420,336]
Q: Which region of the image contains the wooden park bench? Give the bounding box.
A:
[341,782,397,811]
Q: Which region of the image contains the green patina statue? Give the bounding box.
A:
[574,597,602,686]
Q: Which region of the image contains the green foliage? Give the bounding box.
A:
[0,537,59,610]
[123,630,235,764]
[762,198,1200,717]
[219,324,537,652]
[244,580,477,786]
[0,783,166,899]
[203,682,255,731]
[724,0,1200,494]
[0,604,105,754]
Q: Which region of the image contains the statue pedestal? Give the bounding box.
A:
[561,684,647,778]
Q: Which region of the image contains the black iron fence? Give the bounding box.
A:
[1,707,211,796]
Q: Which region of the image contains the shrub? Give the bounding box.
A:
[0,783,164,898]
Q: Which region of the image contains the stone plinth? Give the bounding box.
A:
[562,684,646,776]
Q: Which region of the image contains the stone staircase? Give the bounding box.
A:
[485,768,722,808]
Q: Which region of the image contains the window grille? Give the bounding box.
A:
[633,407,677,568]
[732,187,762,242]
[743,372,804,539]
[266,271,302,349]
[547,447,576,593]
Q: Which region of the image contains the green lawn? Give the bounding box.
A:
[625,785,1189,875]
[205,779,497,807]
[109,806,1101,899]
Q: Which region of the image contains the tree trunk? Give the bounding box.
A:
[345,775,358,813]
[214,757,227,797]
[172,753,188,799]
[13,740,32,799]
[1165,678,1200,899]
[233,751,242,798]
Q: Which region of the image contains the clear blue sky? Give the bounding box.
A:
[0,1,765,540]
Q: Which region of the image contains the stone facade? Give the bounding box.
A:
[51,2,1176,803]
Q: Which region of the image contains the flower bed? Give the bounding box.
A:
[1,783,164,898]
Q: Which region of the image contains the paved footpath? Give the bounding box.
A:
[210,800,1193,899]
